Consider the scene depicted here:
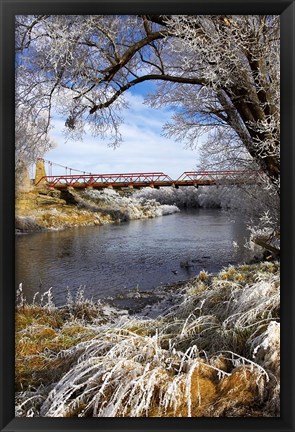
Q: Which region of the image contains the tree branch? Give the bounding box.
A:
[89,74,206,113]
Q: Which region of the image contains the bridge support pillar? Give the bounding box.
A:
[35,158,47,188]
[107,185,113,189]
[128,185,134,189]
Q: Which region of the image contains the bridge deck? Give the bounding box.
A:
[34,170,261,189]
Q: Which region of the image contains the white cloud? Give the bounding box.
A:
[45,91,201,180]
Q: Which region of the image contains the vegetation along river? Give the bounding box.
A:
[16,208,254,308]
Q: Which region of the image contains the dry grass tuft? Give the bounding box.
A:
[15,262,280,417]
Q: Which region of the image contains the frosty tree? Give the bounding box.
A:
[16,15,279,199]
[15,37,55,176]
[15,105,54,175]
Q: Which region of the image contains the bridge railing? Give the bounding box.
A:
[176,170,262,183]
[35,172,174,188]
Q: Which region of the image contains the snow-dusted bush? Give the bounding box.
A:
[134,186,201,208]
[133,183,278,217]
[246,211,280,256]
[81,188,180,220]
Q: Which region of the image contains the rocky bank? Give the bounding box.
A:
[15,188,180,233]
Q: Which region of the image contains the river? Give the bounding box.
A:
[16,208,253,307]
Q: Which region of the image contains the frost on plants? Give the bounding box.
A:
[16,262,280,417]
[81,188,180,221]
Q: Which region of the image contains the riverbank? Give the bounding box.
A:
[15,188,180,232]
[15,261,280,417]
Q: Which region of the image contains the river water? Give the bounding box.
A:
[16,208,253,307]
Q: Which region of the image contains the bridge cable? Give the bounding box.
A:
[43,159,92,175]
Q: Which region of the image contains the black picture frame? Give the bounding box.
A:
[1,1,294,431]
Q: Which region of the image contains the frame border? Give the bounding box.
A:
[1,1,294,431]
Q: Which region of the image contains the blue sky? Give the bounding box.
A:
[44,84,201,180]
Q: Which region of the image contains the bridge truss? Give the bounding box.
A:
[35,169,262,189]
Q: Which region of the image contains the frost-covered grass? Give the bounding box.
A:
[15,262,280,417]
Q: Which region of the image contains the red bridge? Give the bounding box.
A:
[35,168,261,190]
